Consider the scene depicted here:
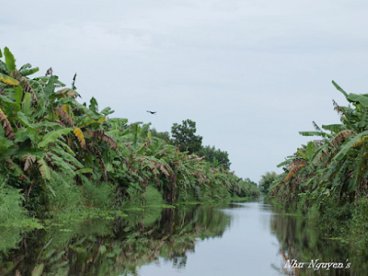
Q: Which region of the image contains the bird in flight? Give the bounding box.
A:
[146,110,157,115]
[45,67,53,76]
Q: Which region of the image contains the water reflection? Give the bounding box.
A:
[140,202,281,276]
[1,203,366,275]
[270,208,368,275]
[0,205,230,275]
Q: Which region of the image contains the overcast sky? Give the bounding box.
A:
[2,0,368,181]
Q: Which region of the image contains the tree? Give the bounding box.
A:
[259,172,278,195]
[150,128,171,144]
[171,119,202,154]
[199,145,231,170]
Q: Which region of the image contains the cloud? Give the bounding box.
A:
[2,0,368,181]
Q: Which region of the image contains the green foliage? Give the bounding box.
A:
[81,178,115,209]
[259,171,278,195]
[268,80,368,251]
[3,47,16,72]
[143,185,164,206]
[47,172,83,213]
[0,227,24,254]
[0,47,258,227]
[0,180,27,225]
[150,128,171,144]
[0,175,41,230]
[271,81,368,205]
[38,128,72,148]
[350,198,368,254]
[199,145,231,169]
[170,120,231,169]
[171,119,203,153]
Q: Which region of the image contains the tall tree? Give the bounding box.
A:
[171,119,203,154]
[199,145,231,170]
[259,172,278,195]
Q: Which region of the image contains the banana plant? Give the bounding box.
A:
[271,80,368,204]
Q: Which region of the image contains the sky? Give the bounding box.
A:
[2,0,368,181]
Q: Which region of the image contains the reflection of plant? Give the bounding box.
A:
[270,207,368,275]
[0,205,230,276]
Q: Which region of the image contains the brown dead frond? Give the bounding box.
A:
[284,159,307,182]
[0,107,15,139]
[331,130,354,148]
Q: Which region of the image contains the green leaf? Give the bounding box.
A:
[304,141,317,161]
[38,159,51,180]
[299,131,330,138]
[49,152,76,176]
[0,136,13,155]
[333,130,368,162]
[0,72,19,86]
[52,145,82,168]
[54,140,76,156]
[99,245,107,255]
[20,67,39,76]
[38,128,72,148]
[89,97,98,112]
[3,47,16,72]
[347,93,368,108]
[15,128,33,143]
[44,76,58,95]
[0,60,7,73]
[276,159,291,168]
[32,263,44,276]
[321,124,344,133]
[348,147,366,192]
[17,111,34,128]
[22,93,32,115]
[19,64,39,76]
[100,107,114,116]
[0,94,17,106]
[76,167,93,174]
[19,63,31,70]
[14,86,23,107]
[332,80,348,97]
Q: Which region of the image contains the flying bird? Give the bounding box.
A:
[146,110,157,115]
[45,67,53,76]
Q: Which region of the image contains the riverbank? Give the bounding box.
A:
[260,80,368,265]
[0,47,259,228]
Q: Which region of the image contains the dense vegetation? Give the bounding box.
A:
[263,81,368,248]
[0,47,259,225]
[157,119,231,169]
[258,171,277,195]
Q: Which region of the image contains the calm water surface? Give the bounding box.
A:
[0,201,362,275]
[139,202,282,276]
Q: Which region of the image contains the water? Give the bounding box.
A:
[139,202,282,276]
[0,202,364,275]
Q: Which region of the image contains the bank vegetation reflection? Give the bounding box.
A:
[0,205,230,275]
